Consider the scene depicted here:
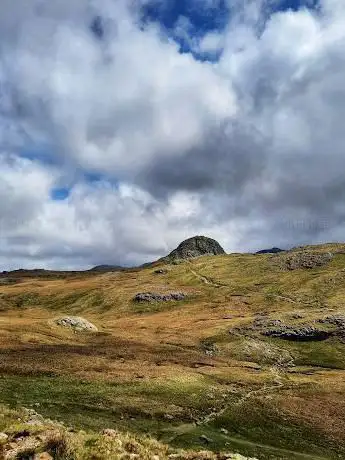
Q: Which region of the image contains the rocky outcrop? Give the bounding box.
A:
[263,325,331,341]
[134,292,187,302]
[230,316,333,341]
[273,251,333,270]
[164,236,225,262]
[318,314,345,328]
[54,316,98,332]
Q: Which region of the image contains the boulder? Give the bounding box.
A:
[134,292,186,302]
[54,316,98,332]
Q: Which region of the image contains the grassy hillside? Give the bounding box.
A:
[1,244,345,459]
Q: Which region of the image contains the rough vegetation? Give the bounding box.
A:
[2,242,345,459]
[0,405,257,460]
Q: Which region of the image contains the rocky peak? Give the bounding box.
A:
[164,236,225,262]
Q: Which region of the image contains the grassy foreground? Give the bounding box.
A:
[2,244,345,458]
[0,404,256,459]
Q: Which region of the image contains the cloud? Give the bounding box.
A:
[1,0,345,269]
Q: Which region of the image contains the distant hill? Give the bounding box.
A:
[89,264,124,272]
[256,247,284,254]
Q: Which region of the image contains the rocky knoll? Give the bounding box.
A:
[273,251,333,270]
[163,236,225,262]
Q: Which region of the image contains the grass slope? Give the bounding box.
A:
[1,244,345,458]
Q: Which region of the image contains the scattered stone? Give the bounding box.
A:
[54,316,98,332]
[253,318,284,328]
[163,235,225,262]
[318,314,345,328]
[133,292,187,302]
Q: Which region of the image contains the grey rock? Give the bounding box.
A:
[163,235,225,262]
[318,314,345,328]
[253,318,284,328]
[133,292,187,302]
[54,316,98,332]
[263,325,331,341]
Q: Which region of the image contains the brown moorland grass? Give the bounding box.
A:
[1,245,345,458]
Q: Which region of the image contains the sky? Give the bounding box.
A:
[0,0,345,270]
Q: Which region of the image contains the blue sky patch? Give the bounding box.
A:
[139,0,319,60]
[51,187,70,201]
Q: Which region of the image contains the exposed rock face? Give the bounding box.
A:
[273,251,333,270]
[134,292,186,302]
[256,247,284,254]
[54,316,98,332]
[165,236,225,262]
[263,325,331,341]
[230,316,333,342]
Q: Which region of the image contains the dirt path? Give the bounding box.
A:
[187,263,227,288]
[164,423,329,460]
[165,350,300,456]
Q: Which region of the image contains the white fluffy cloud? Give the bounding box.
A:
[1,0,345,269]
